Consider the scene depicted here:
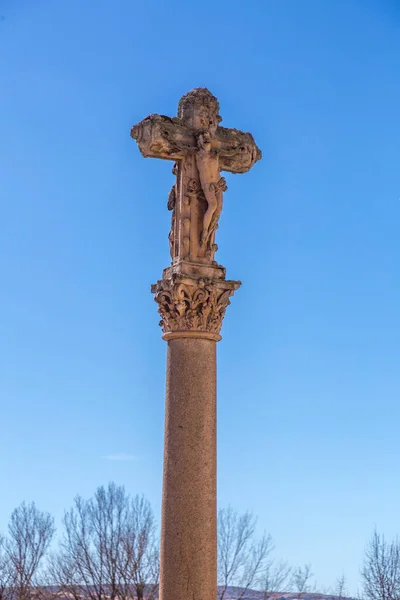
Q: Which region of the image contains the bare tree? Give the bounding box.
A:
[218,506,273,600]
[362,531,400,600]
[118,495,159,600]
[47,551,82,600]
[6,502,55,600]
[0,535,13,600]
[261,560,292,600]
[56,483,131,600]
[291,563,315,596]
[333,574,347,600]
[51,483,158,600]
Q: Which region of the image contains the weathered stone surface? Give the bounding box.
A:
[161,337,217,600]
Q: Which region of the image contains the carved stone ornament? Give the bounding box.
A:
[151,273,241,342]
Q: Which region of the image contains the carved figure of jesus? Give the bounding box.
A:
[195,131,227,246]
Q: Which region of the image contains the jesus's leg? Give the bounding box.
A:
[200,186,218,246]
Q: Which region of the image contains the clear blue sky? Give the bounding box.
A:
[1,0,400,594]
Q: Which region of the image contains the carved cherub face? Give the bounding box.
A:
[178,89,222,134]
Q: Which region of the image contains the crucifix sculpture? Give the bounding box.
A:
[131,88,261,600]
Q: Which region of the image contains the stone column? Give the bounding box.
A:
[152,270,240,600]
[161,337,216,600]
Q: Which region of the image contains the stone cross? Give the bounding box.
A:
[131,88,261,600]
[131,88,261,268]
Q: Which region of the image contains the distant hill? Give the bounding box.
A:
[216,589,354,600]
[35,586,355,600]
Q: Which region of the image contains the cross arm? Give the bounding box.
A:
[130,114,196,161]
[130,115,261,173]
[214,126,262,174]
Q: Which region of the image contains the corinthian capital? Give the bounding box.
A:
[151,272,241,342]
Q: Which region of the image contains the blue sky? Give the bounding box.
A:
[1,0,400,594]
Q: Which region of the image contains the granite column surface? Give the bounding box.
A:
[160,336,217,600]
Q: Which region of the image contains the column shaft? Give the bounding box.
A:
[160,337,217,600]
